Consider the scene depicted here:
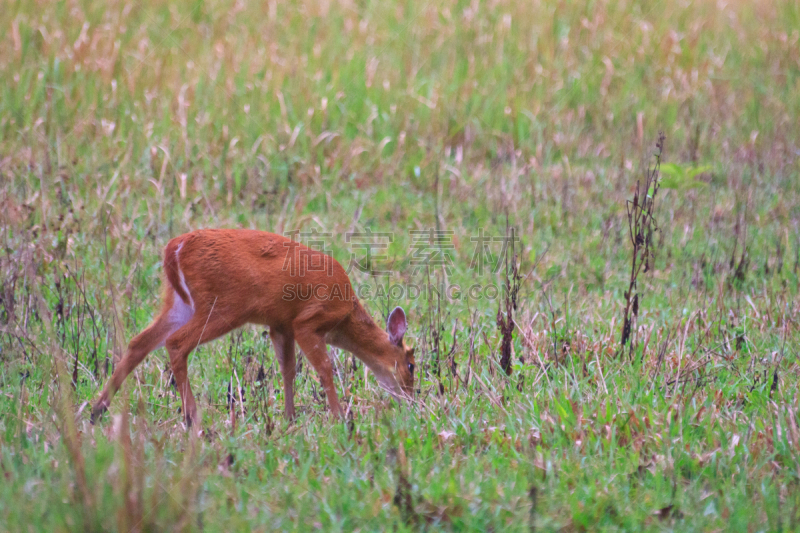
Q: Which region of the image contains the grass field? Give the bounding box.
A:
[2,0,800,530]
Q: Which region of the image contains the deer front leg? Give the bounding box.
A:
[294,331,343,418]
[269,328,297,420]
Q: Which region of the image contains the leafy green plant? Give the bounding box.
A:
[659,163,712,190]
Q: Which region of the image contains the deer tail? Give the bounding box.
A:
[164,236,191,306]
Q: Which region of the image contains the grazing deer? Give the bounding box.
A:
[91,229,415,426]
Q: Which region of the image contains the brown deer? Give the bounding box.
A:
[92,229,415,426]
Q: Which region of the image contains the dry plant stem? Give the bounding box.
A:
[497,224,522,375]
[512,317,553,390]
[235,367,246,423]
[640,323,656,363]
[620,133,666,357]
[672,311,696,402]
[116,399,143,531]
[102,209,128,359]
[594,349,609,395]
[54,356,93,517]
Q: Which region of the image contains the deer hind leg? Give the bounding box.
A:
[269,328,297,420]
[294,330,343,418]
[165,307,242,427]
[92,290,195,423]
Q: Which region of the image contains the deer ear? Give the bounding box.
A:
[387,306,407,346]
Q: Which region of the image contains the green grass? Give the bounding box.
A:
[2,0,800,530]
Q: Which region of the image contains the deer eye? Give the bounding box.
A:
[408,363,415,374]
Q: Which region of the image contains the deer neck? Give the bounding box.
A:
[328,301,394,371]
